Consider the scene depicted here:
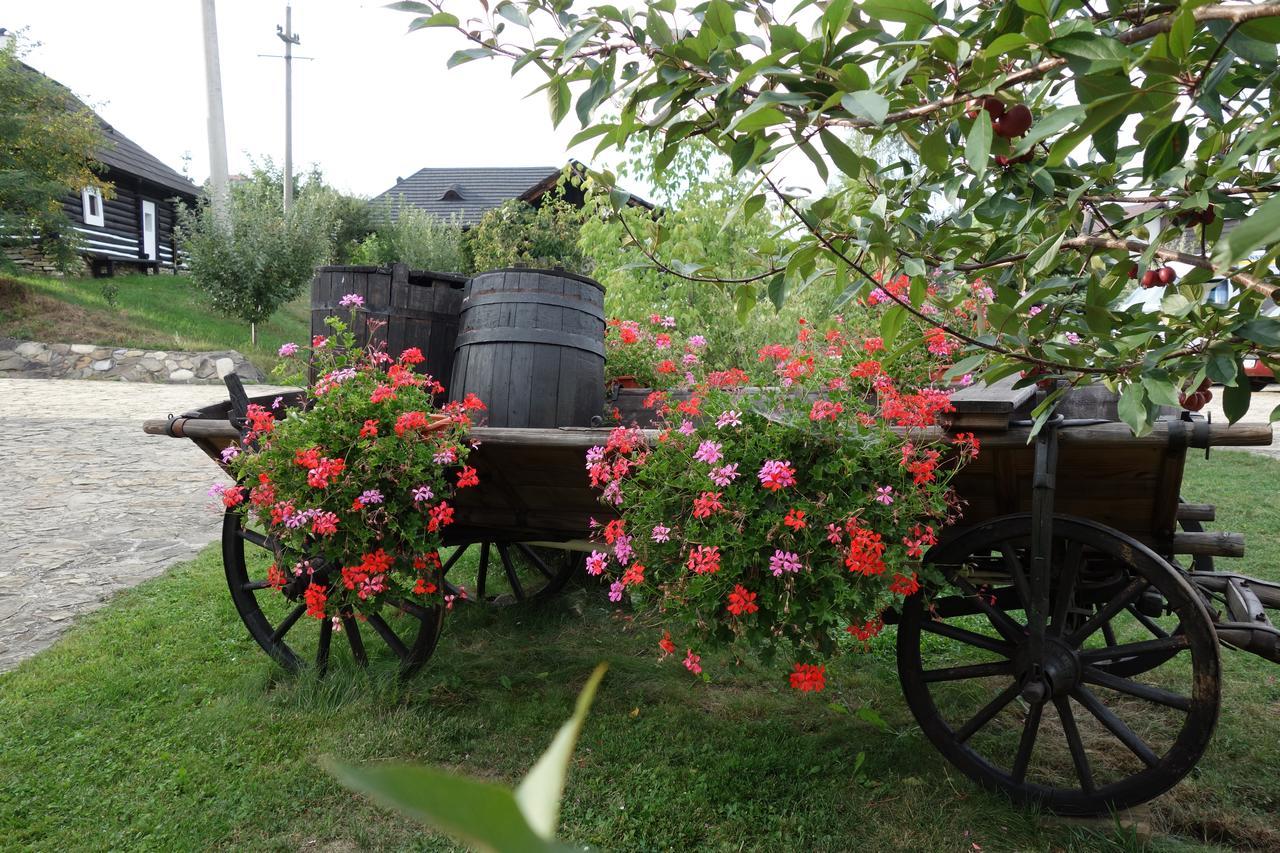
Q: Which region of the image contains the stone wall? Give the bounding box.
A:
[0,339,265,384]
[3,245,88,278]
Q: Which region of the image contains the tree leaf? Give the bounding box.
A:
[767,273,789,309]
[325,761,555,853]
[861,0,938,27]
[841,91,890,126]
[820,130,861,178]
[1025,231,1065,276]
[447,48,491,68]
[880,304,906,345]
[1212,192,1280,268]
[1223,374,1252,424]
[1237,317,1280,348]
[407,12,460,30]
[515,664,608,839]
[1117,382,1149,436]
[965,115,992,179]
[1141,120,1188,181]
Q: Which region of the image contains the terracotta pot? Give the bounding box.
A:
[609,374,643,389]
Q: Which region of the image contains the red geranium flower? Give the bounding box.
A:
[304,582,328,619]
[789,663,826,692]
[726,585,758,616]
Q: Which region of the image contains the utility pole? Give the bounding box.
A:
[277,4,301,213]
[200,0,230,221]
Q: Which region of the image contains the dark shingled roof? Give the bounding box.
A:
[94,122,198,199]
[371,166,563,226]
[20,62,197,199]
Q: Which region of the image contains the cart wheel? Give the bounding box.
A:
[222,509,444,678]
[440,541,582,606]
[897,513,1221,816]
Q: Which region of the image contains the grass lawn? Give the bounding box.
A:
[1,452,1277,852]
[0,272,310,373]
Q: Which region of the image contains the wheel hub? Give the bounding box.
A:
[1014,635,1081,702]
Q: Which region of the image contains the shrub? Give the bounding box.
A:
[353,201,468,274]
[176,187,330,340]
[467,192,589,275]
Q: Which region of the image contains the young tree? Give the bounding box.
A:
[393,0,1280,430]
[354,200,469,273]
[0,33,107,271]
[177,169,331,343]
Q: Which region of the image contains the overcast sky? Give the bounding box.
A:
[9,1,606,197]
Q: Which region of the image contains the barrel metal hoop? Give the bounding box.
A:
[454,327,606,358]
[463,291,604,314]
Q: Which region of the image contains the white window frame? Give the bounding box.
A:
[81,187,104,227]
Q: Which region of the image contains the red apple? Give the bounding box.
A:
[998,104,1033,138]
[1141,269,1159,288]
[983,97,1006,118]
[1158,266,1177,284]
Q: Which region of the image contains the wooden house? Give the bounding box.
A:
[14,64,199,277]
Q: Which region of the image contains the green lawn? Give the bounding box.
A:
[1,452,1277,852]
[0,272,310,373]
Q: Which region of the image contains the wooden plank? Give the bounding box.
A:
[1162,531,1245,557]
[948,375,1036,413]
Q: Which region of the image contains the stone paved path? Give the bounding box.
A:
[0,378,289,673]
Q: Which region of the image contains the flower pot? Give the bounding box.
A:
[609,374,643,389]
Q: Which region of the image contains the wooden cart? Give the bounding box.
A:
[143,379,1279,816]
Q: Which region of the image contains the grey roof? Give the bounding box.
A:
[371,166,562,226]
[21,62,197,199]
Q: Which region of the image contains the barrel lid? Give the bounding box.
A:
[471,267,605,293]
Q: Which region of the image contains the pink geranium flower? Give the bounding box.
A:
[875,485,894,505]
[758,459,796,491]
[651,524,671,543]
[716,410,742,429]
[693,440,722,465]
[769,549,802,577]
[684,649,702,675]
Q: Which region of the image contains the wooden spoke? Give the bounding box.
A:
[1071,686,1161,768]
[237,527,278,552]
[1067,577,1148,647]
[1082,665,1191,711]
[367,613,410,660]
[270,604,306,644]
[443,580,464,600]
[949,574,1026,644]
[922,660,1014,683]
[1080,635,1190,665]
[998,541,1033,607]
[496,545,527,601]
[387,598,432,621]
[1049,540,1084,634]
[476,541,491,601]
[241,580,272,591]
[342,614,368,666]
[514,543,558,580]
[441,543,470,575]
[1011,702,1043,786]
[955,680,1021,743]
[1101,619,1118,647]
[1055,696,1095,795]
[316,616,332,675]
[920,619,1015,657]
[1126,605,1171,639]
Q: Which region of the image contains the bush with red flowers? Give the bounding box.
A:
[586,313,979,689]
[604,315,706,389]
[220,311,486,622]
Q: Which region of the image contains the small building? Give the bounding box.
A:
[8,64,199,277]
[70,111,199,277]
[370,162,650,226]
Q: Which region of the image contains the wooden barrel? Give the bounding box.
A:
[450,268,605,428]
[310,264,466,392]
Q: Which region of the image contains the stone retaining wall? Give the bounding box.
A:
[3,245,88,278]
[0,339,265,383]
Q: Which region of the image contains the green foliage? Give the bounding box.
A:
[468,191,590,275]
[396,0,1280,428]
[327,663,607,852]
[353,200,469,274]
[176,171,332,328]
[580,139,835,373]
[0,32,106,271]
